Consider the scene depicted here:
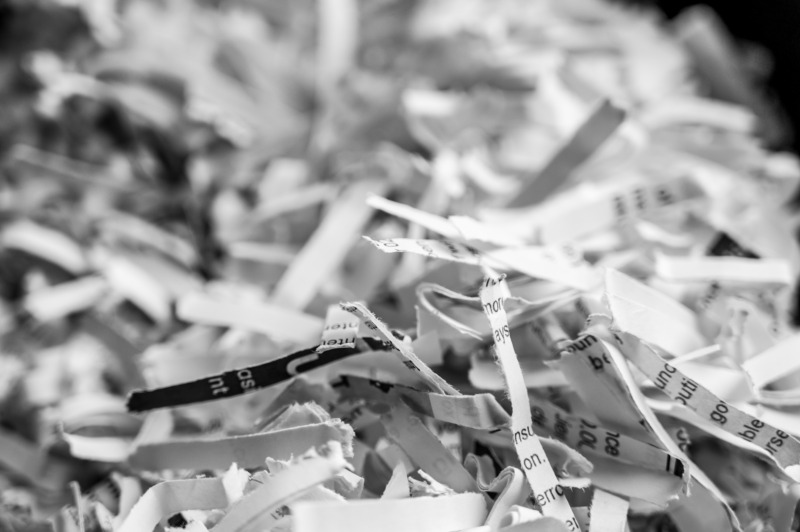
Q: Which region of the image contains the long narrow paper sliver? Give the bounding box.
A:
[507,99,626,208]
[340,301,459,395]
[479,274,579,529]
[177,292,323,346]
[129,422,353,471]
[613,330,800,479]
[126,339,388,412]
[272,180,386,310]
[366,195,460,239]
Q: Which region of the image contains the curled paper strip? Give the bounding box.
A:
[212,442,348,532]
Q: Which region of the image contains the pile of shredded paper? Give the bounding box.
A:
[3,0,800,531]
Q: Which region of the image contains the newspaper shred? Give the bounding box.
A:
[1,1,800,532]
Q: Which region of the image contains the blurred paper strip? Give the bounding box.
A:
[316,0,358,98]
[655,254,793,285]
[507,99,625,209]
[272,180,387,310]
[177,291,323,345]
[2,220,88,274]
[23,276,108,322]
